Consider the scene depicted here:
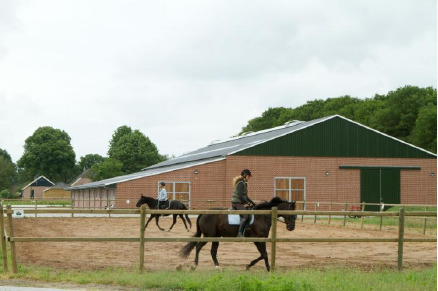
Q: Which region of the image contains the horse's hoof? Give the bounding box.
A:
[190,265,197,271]
[245,264,250,270]
[215,266,222,271]
[186,229,190,232]
[167,229,171,232]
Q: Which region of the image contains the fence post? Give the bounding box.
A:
[423,206,427,235]
[328,202,332,225]
[343,202,348,226]
[270,207,278,272]
[379,203,383,231]
[6,205,18,273]
[314,202,318,224]
[139,205,146,272]
[397,208,405,271]
[0,204,8,272]
[34,200,37,218]
[360,202,365,229]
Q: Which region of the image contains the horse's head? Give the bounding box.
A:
[136,194,147,207]
[277,200,296,231]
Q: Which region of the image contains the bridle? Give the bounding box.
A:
[276,202,296,224]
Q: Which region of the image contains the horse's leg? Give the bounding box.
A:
[155,215,165,231]
[144,215,154,230]
[246,242,270,271]
[167,214,178,231]
[191,242,208,270]
[211,242,220,269]
[179,214,189,231]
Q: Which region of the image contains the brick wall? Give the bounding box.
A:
[84,156,436,210]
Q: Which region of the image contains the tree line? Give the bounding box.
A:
[0,125,166,198]
[0,85,436,198]
[240,86,436,154]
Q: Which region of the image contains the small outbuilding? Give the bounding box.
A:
[68,115,437,210]
[43,182,71,200]
[21,176,55,199]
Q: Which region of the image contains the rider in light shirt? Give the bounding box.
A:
[157,182,168,209]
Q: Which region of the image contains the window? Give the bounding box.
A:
[158,181,191,209]
[274,177,306,210]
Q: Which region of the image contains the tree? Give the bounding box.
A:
[411,106,437,153]
[0,152,16,192]
[78,154,105,170]
[90,158,124,181]
[17,126,76,182]
[238,86,437,153]
[108,126,164,174]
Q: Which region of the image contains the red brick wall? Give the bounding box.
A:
[116,160,227,209]
[95,156,437,210]
[22,186,48,199]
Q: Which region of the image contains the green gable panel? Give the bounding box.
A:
[234,116,435,159]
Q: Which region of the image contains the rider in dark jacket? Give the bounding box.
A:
[231,169,255,237]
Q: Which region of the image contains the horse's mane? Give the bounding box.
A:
[255,197,287,210]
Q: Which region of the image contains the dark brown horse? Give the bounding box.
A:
[179,197,296,271]
[136,195,192,232]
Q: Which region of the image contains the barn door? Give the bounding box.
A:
[274,177,306,210]
[360,168,400,211]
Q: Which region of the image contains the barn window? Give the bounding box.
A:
[158,181,191,209]
[274,177,306,210]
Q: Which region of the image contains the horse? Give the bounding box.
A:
[179,197,296,271]
[136,194,192,232]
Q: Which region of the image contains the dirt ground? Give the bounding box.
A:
[10,216,437,272]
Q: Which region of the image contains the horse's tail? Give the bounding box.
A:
[182,203,192,229]
[179,215,202,258]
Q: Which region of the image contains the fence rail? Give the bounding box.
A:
[1,204,436,273]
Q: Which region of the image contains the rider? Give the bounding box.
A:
[157,182,168,209]
[231,169,255,237]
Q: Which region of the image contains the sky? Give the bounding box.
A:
[0,0,436,163]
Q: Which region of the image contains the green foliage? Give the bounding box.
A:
[108,125,164,174]
[78,154,105,170]
[0,153,16,192]
[90,158,124,181]
[17,126,76,182]
[240,86,437,153]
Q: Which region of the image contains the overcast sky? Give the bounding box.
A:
[0,0,436,163]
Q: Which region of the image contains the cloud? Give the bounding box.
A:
[0,0,436,163]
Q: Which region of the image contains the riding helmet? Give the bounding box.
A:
[160,182,166,186]
[241,169,252,177]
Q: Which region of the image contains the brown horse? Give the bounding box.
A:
[179,197,296,271]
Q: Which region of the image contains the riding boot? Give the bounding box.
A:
[237,217,247,237]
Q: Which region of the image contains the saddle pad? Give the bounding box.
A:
[228,215,254,225]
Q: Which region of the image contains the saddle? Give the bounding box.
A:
[158,200,170,209]
[227,206,254,225]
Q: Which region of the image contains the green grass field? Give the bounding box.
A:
[1,264,436,290]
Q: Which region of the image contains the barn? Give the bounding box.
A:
[21,176,55,199]
[68,115,437,210]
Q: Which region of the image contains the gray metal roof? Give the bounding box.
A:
[145,115,334,170]
[68,114,436,191]
[67,157,225,190]
[68,116,332,190]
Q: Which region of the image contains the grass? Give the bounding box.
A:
[2,199,71,207]
[0,264,436,290]
[302,206,437,236]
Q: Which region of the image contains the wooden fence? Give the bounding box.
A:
[1,204,436,273]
